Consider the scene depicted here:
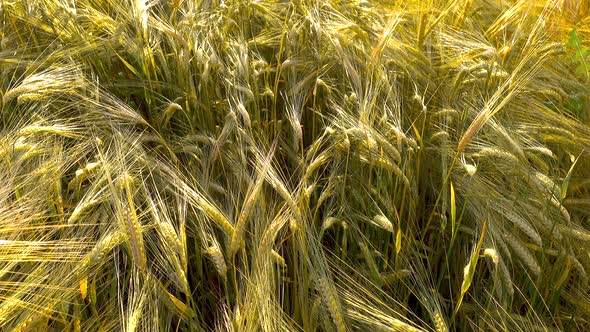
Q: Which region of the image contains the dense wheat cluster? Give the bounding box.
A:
[1,0,590,330]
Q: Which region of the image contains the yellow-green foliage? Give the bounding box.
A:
[1,0,590,331]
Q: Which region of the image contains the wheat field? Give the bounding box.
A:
[1,0,590,331]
